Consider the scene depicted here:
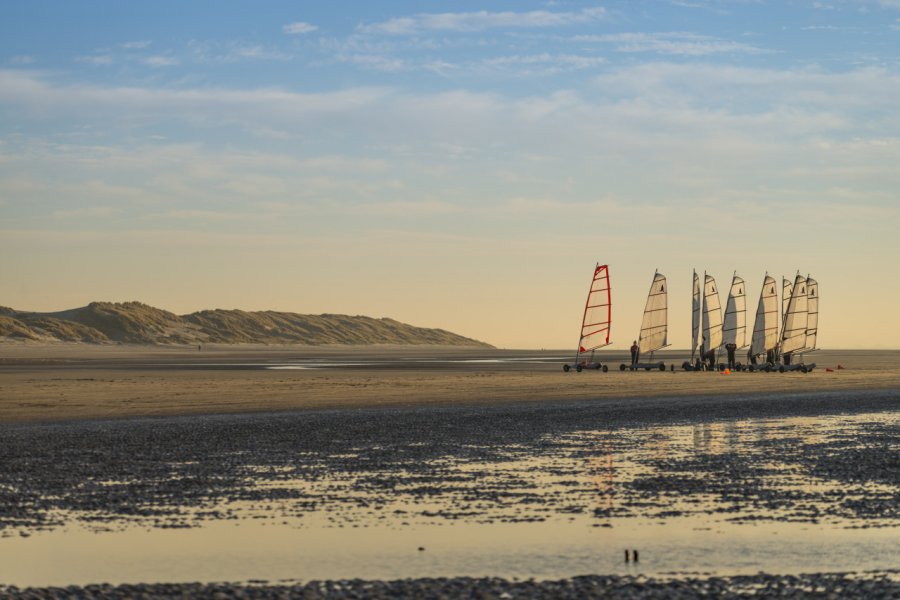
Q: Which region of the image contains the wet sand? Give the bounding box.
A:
[1,346,898,423]
[2,346,899,597]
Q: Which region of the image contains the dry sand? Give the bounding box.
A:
[1,345,898,424]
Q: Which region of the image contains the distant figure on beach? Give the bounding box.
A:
[630,340,639,365]
[725,342,737,369]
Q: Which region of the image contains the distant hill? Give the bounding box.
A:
[0,302,492,347]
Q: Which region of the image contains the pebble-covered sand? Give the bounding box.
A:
[3,572,900,599]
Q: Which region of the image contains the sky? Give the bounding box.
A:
[2,1,899,349]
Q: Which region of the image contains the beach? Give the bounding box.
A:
[1,346,899,597]
[1,346,898,423]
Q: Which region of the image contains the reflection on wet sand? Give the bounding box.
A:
[1,409,898,586]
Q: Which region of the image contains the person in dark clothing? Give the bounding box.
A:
[725,342,737,370]
[705,349,716,371]
[630,341,639,365]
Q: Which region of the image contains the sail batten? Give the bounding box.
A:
[722,274,747,349]
[577,264,612,353]
[638,272,667,354]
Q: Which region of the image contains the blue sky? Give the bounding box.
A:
[2,1,900,348]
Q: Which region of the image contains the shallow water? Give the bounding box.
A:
[3,512,899,586]
[2,410,899,586]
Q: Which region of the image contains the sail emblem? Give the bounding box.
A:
[660,285,665,292]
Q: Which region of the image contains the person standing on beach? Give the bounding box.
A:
[630,340,639,365]
[725,342,737,370]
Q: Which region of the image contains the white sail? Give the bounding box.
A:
[691,270,701,359]
[638,272,667,354]
[722,274,746,349]
[803,276,818,351]
[782,277,793,326]
[750,275,779,358]
[701,273,723,351]
[780,273,808,354]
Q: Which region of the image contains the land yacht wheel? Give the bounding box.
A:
[801,365,808,373]
[602,365,608,372]
[576,365,583,372]
[620,364,627,371]
[563,364,570,372]
[779,365,786,373]
[659,364,666,371]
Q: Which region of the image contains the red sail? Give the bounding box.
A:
[578,264,612,353]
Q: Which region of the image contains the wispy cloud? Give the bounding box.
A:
[188,40,294,63]
[141,55,179,67]
[283,21,318,34]
[358,7,606,35]
[9,55,37,65]
[574,32,771,56]
[338,54,410,72]
[75,54,114,65]
[230,45,292,61]
[120,40,152,49]
[53,205,124,219]
[482,53,606,75]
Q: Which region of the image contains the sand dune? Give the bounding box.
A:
[0,302,489,347]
